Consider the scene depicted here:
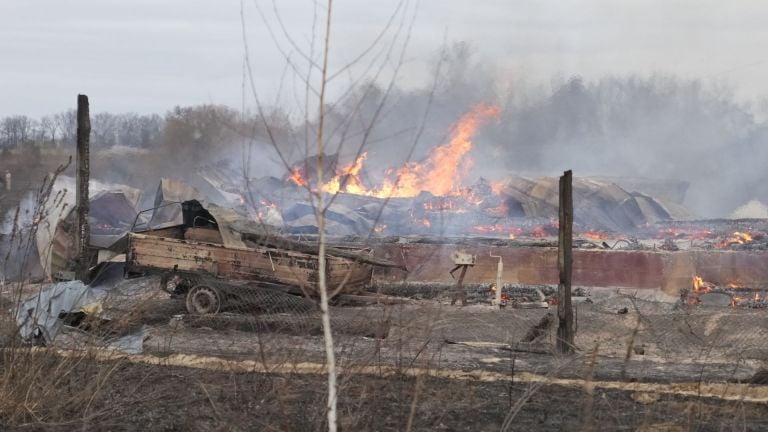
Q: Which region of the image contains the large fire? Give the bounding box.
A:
[281,104,768,244]
[289,103,501,198]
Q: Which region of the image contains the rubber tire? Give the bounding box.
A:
[186,284,222,314]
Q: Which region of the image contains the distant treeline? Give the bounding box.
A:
[0,111,160,149]
[0,105,297,158]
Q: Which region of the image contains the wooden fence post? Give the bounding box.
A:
[75,94,90,282]
[557,169,574,354]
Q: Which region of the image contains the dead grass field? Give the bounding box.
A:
[2,275,768,430]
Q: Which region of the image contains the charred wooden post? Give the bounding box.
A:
[75,94,91,282]
[557,170,575,354]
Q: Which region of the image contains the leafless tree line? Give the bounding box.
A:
[0,110,160,149]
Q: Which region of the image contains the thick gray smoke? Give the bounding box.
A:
[8,44,766,219]
[0,192,38,281]
[318,44,768,218]
[1,192,35,235]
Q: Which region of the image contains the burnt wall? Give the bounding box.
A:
[371,244,768,294]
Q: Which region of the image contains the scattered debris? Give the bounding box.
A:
[16,280,99,344]
[13,261,159,352]
[658,238,679,251]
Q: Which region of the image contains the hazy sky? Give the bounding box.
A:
[3,0,768,117]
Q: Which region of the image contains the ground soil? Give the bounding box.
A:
[2,276,768,431]
[2,359,768,432]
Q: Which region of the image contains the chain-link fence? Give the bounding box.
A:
[3,240,768,430]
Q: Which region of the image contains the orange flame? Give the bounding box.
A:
[321,152,368,194]
[692,275,714,294]
[718,231,754,248]
[288,167,308,187]
[693,276,704,292]
[376,104,500,198]
[287,104,501,198]
[582,231,609,240]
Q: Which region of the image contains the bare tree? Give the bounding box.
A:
[54,109,77,147]
[0,116,34,148]
[92,112,119,147]
[240,1,427,430]
[39,116,58,146]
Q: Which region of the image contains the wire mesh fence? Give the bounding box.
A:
[2,250,768,430]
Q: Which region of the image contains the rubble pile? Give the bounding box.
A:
[649,219,768,250]
[196,159,688,239]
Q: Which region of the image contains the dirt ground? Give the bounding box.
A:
[1,358,767,431]
[2,275,768,430]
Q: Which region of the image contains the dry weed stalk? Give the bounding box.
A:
[0,159,132,426]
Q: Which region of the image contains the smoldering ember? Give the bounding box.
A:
[3,4,768,432]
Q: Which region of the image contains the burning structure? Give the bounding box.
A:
[3,101,767,306]
[2,98,768,432]
[75,103,763,308]
[223,104,692,239]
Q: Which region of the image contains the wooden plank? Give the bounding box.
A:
[139,226,185,239]
[185,227,223,243]
[242,232,406,270]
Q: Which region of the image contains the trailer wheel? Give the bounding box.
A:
[186,284,221,314]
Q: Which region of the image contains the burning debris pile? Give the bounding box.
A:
[648,219,768,251]
[682,276,768,308]
[198,104,693,239]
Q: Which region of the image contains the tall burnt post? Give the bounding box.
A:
[557,169,575,354]
[75,94,91,282]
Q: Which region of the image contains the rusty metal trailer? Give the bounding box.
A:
[125,200,402,314]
